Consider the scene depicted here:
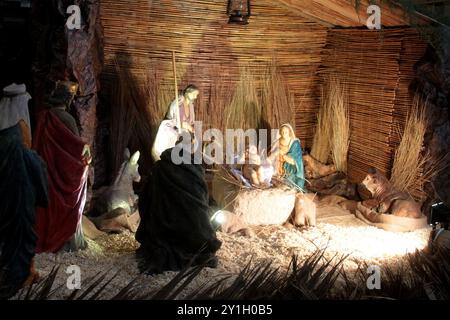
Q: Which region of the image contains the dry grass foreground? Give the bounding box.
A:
[11,212,441,300]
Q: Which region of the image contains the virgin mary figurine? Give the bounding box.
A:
[271,123,305,191]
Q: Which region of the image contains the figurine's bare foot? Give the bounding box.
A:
[250,170,260,186]
[235,228,255,237]
[261,182,271,189]
[283,221,295,229]
[356,202,380,223]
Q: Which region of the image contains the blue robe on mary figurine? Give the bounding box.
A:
[271,123,305,192]
[283,138,305,191]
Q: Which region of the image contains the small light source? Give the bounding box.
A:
[227,0,251,25]
[211,210,226,225]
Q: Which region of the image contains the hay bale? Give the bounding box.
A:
[232,187,296,225]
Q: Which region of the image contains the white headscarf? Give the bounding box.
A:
[0,83,31,131]
[279,123,297,142]
[268,123,298,166]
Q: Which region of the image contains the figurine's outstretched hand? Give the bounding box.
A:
[82,144,92,165]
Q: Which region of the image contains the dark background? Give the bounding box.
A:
[0,0,32,89]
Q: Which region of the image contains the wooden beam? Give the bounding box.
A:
[279,0,415,27]
[278,0,335,27]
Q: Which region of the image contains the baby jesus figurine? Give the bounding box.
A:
[241,145,273,188]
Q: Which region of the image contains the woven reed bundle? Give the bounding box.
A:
[390,96,428,201]
[390,29,427,148]
[100,1,429,190]
[389,29,428,199]
[279,0,409,27]
[100,0,328,149]
[317,28,423,183]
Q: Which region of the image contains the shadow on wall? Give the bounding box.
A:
[411,38,450,212]
[179,21,240,130]
[97,50,154,191]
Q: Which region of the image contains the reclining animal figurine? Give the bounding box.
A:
[85,148,141,235]
[241,146,273,188]
[340,168,428,232]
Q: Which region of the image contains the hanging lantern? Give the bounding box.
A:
[227,0,251,25]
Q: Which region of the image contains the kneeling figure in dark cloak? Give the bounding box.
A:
[135,140,221,274]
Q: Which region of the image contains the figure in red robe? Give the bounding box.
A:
[33,81,91,253]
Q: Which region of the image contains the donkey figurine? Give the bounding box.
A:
[86,148,141,234]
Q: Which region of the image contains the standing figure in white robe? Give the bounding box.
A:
[151,85,199,161]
